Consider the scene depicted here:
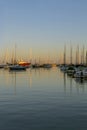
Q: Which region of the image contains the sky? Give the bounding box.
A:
[0,0,87,62]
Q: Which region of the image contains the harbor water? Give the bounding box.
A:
[0,67,87,130]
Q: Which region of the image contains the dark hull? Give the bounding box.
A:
[9,66,26,71]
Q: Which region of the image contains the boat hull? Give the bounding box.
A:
[9,65,26,71]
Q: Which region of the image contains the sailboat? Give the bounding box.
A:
[60,45,68,72]
[9,64,26,71]
[9,44,26,71]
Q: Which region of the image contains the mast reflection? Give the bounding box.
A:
[75,78,85,93]
[70,77,72,95]
[28,69,32,88]
[9,71,17,95]
[14,72,16,95]
[63,72,66,94]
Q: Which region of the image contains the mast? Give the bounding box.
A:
[81,50,83,65]
[82,45,84,65]
[86,51,87,66]
[64,45,66,65]
[70,45,72,65]
[77,45,79,65]
[14,44,17,64]
[76,48,77,65]
[76,45,79,65]
[11,49,14,64]
[29,48,32,63]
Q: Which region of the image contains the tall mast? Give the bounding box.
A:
[14,44,17,64]
[29,48,32,63]
[78,45,79,64]
[76,47,78,65]
[81,50,83,64]
[76,45,79,65]
[86,51,87,66]
[64,45,66,65]
[70,45,72,64]
[82,45,84,65]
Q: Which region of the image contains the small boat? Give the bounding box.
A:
[9,65,26,71]
[32,64,40,68]
[60,65,68,72]
[67,66,76,75]
[0,64,6,69]
[42,64,52,68]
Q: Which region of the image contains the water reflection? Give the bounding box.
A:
[27,69,32,88]
[8,71,17,94]
[14,72,17,95]
[74,78,87,93]
[62,70,87,94]
[1,68,87,95]
[63,72,73,94]
[70,77,72,94]
[63,73,66,93]
[75,78,87,84]
[1,68,87,130]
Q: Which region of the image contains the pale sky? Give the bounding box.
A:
[0,0,87,62]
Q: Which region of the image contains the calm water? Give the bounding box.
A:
[0,67,87,130]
